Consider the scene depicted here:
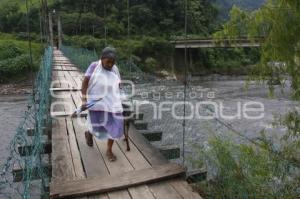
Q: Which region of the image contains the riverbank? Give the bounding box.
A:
[0,78,32,95]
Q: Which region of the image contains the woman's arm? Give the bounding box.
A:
[81,76,90,105]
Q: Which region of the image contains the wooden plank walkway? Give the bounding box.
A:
[50,49,202,199]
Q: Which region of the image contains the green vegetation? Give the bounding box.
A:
[0,0,44,82]
[0,33,43,82]
[214,0,266,19]
[214,0,300,99]
[191,0,300,198]
[0,0,263,76]
[194,130,299,198]
[63,35,174,74]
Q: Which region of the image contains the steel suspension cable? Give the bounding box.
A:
[182,0,188,166]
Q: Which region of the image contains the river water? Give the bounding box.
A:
[0,95,29,164]
[133,77,300,169]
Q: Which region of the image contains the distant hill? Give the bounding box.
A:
[215,0,266,19]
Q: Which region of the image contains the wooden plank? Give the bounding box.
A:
[126,186,155,199]
[94,140,132,199]
[71,118,109,178]
[65,71,81,87]
[169,179,203,199]
[68,71,83,79]
[116,137,152,171]
[50,163,185,198]
[65,118,86,180]
[51,69,76,182]
[148,181,182,199]
[50,88,81,92]
[53,65,62,70]
[51,112,87,118]
[62,67,79,71]
[116,136,156,199]
[53,69,79,72]
[116,128,184,199]
[129,124,168,166]
[53,62,73,64]
[51,118,75,181]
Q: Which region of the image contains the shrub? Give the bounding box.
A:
[0,43,23,60]
[193,111,300,199]
[144,57,158,73]
[0,36,43,80]
[0,54,31,81]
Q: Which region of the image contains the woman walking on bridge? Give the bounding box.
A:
[81,47,124,162]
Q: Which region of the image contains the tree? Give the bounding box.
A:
[214,0,300,99]
[0,2,20,32]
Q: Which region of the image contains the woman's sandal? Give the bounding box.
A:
[106,152,117,162]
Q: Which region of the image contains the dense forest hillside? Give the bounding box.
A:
[215,0,265,18]
[0,0,218,37]
[0,0,260,79]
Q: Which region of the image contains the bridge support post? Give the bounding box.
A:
[57,15,62,49]
[48,12,54,47]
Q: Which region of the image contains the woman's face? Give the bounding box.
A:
[101,58,115,71]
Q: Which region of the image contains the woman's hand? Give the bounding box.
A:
[81,97,87,110]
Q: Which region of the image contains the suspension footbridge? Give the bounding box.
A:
[0,1,264,198]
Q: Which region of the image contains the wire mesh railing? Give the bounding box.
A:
[60,45,156,83]
[0,47,53,199]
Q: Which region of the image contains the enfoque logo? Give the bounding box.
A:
[50,79,265,121]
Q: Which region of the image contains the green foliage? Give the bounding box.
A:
[63,35,174,73]
[50,0,218,37]
[144,57,158,72]
[60,12,103,36]
[0,43,23,60]
[200,47,260,75]
[61,45,155,82]
[194,130,300,198]
[214,0,300,99]
[0,36,43,80]
[60,45,98,72]
[193,108,300,198]
[0,1,42,33]
[0,54,31,77]
[214,0,266,19]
